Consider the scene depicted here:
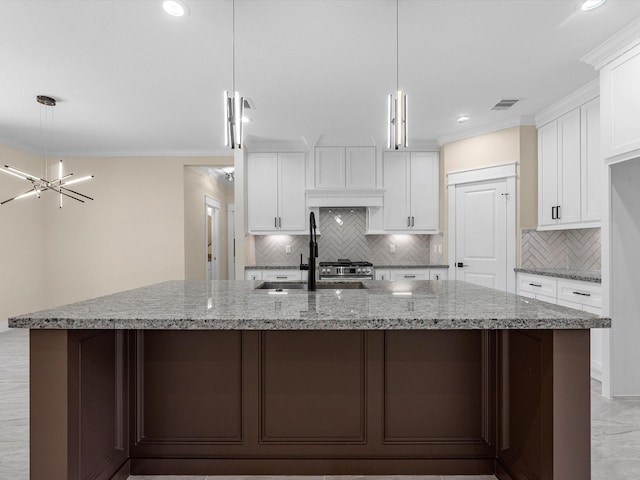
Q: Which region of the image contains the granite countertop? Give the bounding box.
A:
[246,264,450,270]
[9,280,610,330]
[245,265,301,270]
[374,264,449,269]
[515,267,601,283]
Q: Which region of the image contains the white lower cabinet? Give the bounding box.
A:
[517,272,603,380]
[245,269,302,281]
[375,268,448,281]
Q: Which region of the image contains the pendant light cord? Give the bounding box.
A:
[232,0,236,93]
[396,0,399,92]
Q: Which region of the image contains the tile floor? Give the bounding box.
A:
[1,327,638,479]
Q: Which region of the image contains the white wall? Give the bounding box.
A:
[0,145,234,330]
[0,144,47,330]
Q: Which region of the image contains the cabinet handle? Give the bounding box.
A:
[404,275,416,279]
[551,206,556,220]
[278,217,282,228]
[529,283,542,288]
[411,216,415,227]
[572,291,591,297]
[275,217,278,228]
[407,216,411,227]
[557,205,561,219]
[276,276,288,279]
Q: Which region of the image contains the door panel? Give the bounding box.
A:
[455,180,507,291]
[538,121,559,227]
[410,152,438,231]
[558,109,582,224]
[383,152,411,230]
[278,153,306,231]
[247,153,279,231]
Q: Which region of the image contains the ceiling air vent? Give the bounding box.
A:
[491,99,520,111]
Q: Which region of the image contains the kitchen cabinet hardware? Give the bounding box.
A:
[404,275,416,279]
[572,291,591,297]
[407,216,411,227]
[556,205,561,219]
[529,283,543,287]
[276,276,288,280]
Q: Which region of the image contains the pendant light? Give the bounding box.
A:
[0,96,94,207]
[387,0,407,149]
[224,0,244,149]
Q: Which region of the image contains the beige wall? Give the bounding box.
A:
[0,145,233,330]
[440,125,538,266]
[184,166,234,280]
[0,144,47,330]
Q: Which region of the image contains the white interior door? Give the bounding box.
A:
[206,197,221,281]
[454,179,508,290]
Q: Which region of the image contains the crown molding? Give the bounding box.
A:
[581,17,640,70]
[437,116,535,147]
[534,79,600,128]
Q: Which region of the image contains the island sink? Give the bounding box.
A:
[256,281,367,290]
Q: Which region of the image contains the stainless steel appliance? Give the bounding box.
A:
[318,259,374,280]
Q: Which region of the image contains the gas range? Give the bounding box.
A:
[318,259,374,280]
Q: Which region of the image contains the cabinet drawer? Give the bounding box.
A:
[390,269,429,281]
[557,279,602,309]
[263,270,303,281]
[517,273,557,298]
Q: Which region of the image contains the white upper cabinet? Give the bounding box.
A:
[315,146,376,189]
[537,99,601,230]
[247,152,307,234]
[581,99,601,223]
[382,151,439,232]
[599,43,640,163]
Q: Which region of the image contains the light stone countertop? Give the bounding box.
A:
[9,280,610,330]
[514,267,601,283]
[373,264,449,269]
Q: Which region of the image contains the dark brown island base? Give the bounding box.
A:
[10,280,610,480]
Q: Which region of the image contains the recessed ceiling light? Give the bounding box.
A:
[581,0,607,11]
[163,0,189,17]
[456,115,470,124]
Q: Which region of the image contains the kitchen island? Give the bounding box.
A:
[10,280,610,480]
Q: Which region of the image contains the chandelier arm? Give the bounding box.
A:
[49,186,86,203]
[0,187,40,205]
[59,186,94,201]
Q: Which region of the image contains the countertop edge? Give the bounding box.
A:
[514,268,601,283]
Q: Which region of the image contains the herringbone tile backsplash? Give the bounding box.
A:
[521,228,601,271]
[254,208,434,266]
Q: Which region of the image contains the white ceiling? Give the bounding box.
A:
[1,0,639,156]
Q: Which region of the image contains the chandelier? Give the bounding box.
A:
[0,96,94,207]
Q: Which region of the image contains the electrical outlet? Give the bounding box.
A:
[389,244,396,253]
[285,244,291,254]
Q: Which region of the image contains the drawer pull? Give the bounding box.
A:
[572,291,591,297]
[404,275,416,279]
[529,283,542,287]
[276,276,288,279]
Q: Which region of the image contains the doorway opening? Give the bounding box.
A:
[206,196,221,281]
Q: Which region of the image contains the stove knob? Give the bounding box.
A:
[357,268,362,273]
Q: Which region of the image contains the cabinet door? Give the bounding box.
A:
[345,147,376,188]
[383,152,411,230]
[245,271,263,281]
[558,109,582,225]
[248,153,279,232]
[538,121,559,227]
[278,153,307,231]
[315,147,345,188]
[429,268,448,281]
[581,99,601,223]
[375,269,390,280]
[409,152,439,231]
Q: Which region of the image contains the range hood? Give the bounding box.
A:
[306,188,384,208]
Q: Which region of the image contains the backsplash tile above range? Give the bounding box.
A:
[253,208,445,266]
[521,228,601,271]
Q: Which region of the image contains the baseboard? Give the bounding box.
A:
[110,459,130,480]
